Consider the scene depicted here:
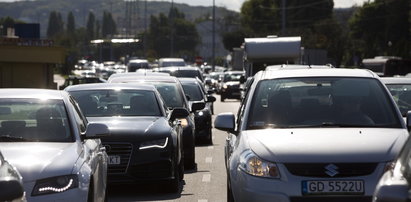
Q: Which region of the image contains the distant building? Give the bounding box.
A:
[0,25,65,89]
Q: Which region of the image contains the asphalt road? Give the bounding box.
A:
[107,95,241,202]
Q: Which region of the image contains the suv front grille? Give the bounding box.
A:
[285,163,378,178]
[104,142,133,174]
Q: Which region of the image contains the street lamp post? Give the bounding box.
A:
[212,0,215,71]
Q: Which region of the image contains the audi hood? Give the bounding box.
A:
[245,128,408,163]
[0,142,81,182]
[87,116,172,140]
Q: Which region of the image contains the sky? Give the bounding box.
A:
[0,0,373,12]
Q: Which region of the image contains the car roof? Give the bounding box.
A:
[255,67,378,80]
[158,66,202,71]
[178,77,202,84]
[159,58,185,62]
[380,77,411,84]
[64,82,158,91]
[223,71,245,74]
[109,75,180,83]
[0,88,66,99]
[108,72,169,81]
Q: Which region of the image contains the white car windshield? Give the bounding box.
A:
[0,99,73,142]
[247,77,401,129]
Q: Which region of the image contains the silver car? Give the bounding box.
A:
[215,65,409,202]
[373,135,411,202]
[0,89,109,202]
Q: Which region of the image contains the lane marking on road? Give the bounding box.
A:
[198,200,208,202]
[205,157,213,163]
[202,174,211,182]
[208,146,214,150]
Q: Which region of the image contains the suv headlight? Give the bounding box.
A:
[32,174,78,196]
[239,150,280,178]
[140,137,168,149]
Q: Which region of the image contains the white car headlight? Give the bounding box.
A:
[140,137,168,150]
[239,150,280,178]
[32,174,78,196]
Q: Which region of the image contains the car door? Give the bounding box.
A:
[69,97,107,201]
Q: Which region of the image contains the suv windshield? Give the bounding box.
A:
[70,90,162,117]
[224,73,242,82]
[0,99,73,142]
[247,77,401,129]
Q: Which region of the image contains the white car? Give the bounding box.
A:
[0,89,109,202]
[215,65,409,202]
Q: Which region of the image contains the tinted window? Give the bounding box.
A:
[0,99,73,142]
[169,70,204,81]
[152,83,185,108]
[224,73,243,82]
[70,90,162,117]
[182,84,204,101]
[247,77,401,129]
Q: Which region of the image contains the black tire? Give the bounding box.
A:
[185,145,196,170]
[179,160,184,181]
[206,128,213,145]
[87,179,94,202]
[227,177,234,202]
[221,95,225,102]
[164,163,181,193]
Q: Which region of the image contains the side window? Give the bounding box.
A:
[70,97,87,133]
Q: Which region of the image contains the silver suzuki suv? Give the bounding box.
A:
[215,65,409,202]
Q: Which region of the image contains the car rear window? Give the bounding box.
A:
[70,90,162,117]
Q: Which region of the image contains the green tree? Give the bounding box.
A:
[102,11,117,38]
[86,12,95,41]
[349,0,411,58]
[0,16,16,36]
[285,0,334,29]
[146,8,200,58]
[66,11,75,34]
[47,11,64,38]
[240,0,279,36]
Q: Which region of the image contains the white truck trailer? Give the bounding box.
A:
[243,36,301,77]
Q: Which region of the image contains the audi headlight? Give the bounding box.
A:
[239,150,280,178]
[178,118,189,128]
[32,174,78,196]
[140,137,168,149]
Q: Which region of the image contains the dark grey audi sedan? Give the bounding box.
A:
[65,83,188,192]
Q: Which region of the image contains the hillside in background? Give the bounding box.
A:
[0,0,238,37]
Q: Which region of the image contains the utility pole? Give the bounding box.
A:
[281,0,286,36]
[144,0,147,54]
[212,0,215,71]
[170,0,174,57]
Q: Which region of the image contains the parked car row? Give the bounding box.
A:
[214,65,411,202]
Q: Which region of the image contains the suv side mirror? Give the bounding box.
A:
[191,101,206,112]
[85,123,110,139]
[170,107,189,120]
[407,111,411,130]
[214,112,236,134]
[207,95,216,103]
[239,75,246,84]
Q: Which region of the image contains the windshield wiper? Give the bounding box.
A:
[0,135,30,142]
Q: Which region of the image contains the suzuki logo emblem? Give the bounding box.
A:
[325,164,339,177]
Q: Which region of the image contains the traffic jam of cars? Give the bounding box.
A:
[1,57,411,202]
